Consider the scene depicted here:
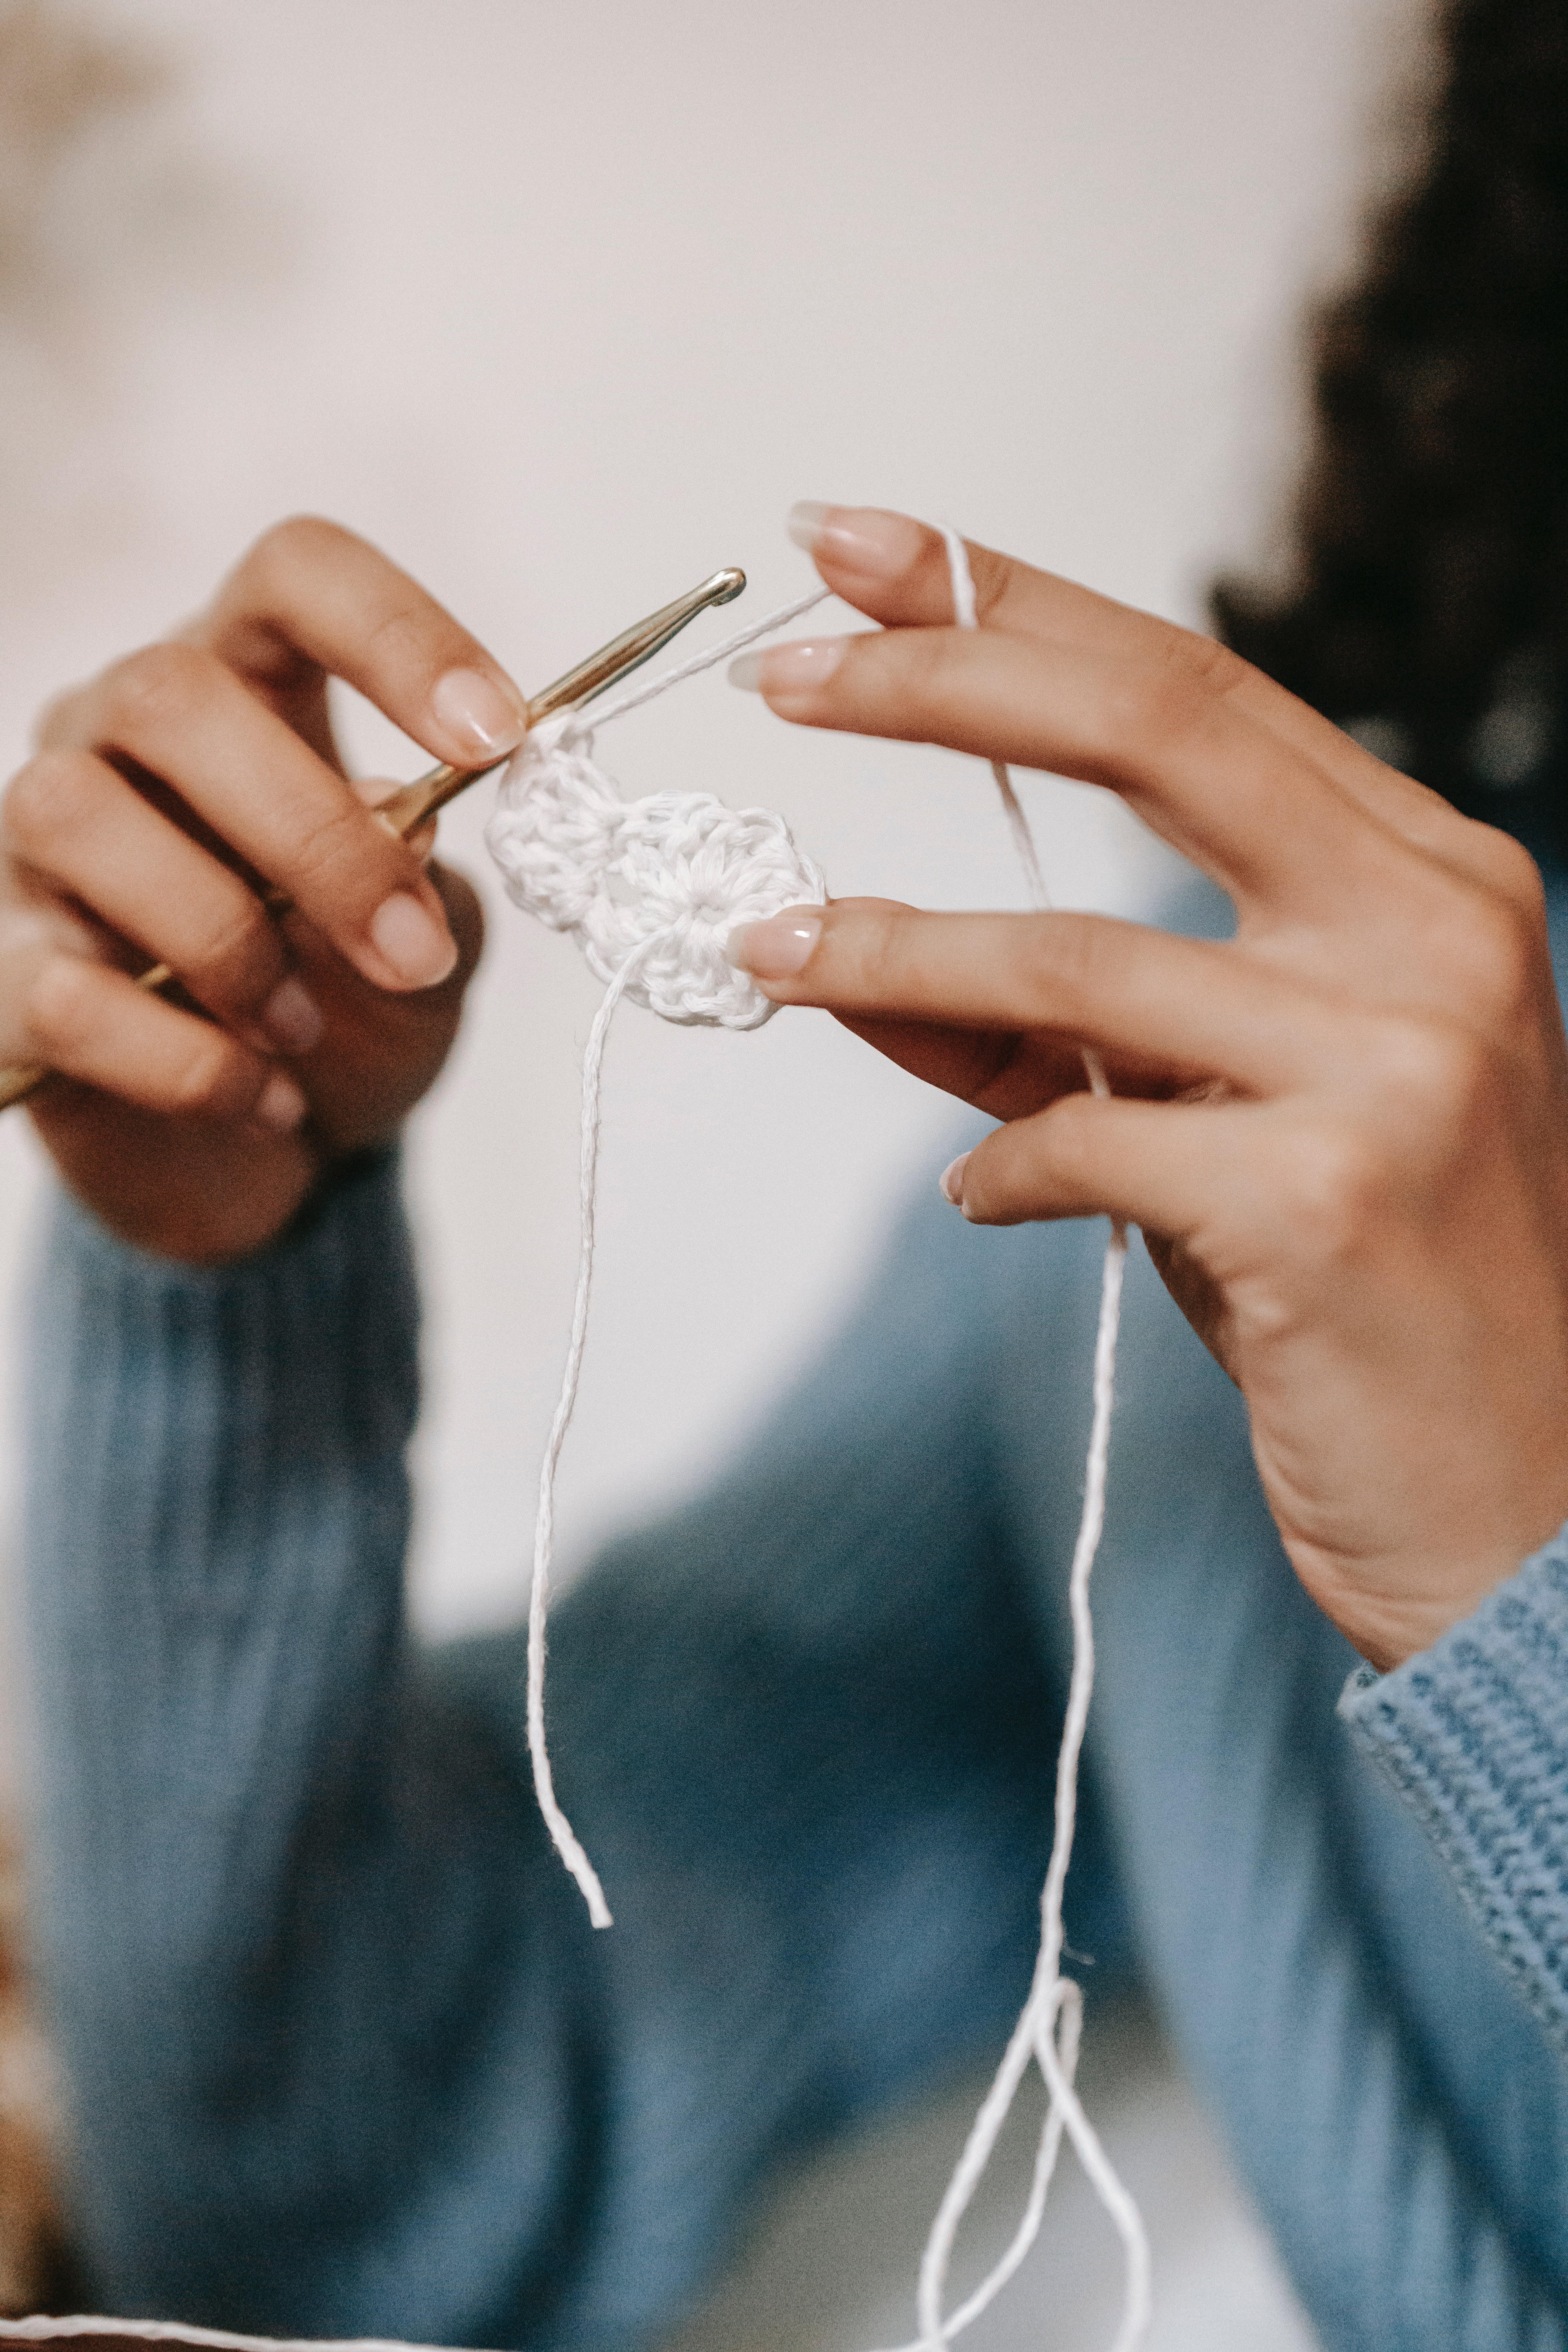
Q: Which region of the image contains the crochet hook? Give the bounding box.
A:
[0,565,747,1114]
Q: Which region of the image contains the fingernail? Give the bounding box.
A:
[253,1071,308,1133]
[938,1152,970,1206]
[430,667,529,760]
[726,913,822,978]
[369,890,458,987]
[260,975,324,1054]
[728,640,846,695]
[787,502,926,578]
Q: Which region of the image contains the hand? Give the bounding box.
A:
[729,506,1568,1669]
[1,518,525,1264]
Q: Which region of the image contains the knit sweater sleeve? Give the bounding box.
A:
[1338,1528,1568,2055]
[18,1151,1070,2352]
[20,1155,608,2346]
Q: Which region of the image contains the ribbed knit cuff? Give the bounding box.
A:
[31,1145,420,1500]
[1339,1531,1568,2053]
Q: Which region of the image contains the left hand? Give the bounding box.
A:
[728,506,1568,1671]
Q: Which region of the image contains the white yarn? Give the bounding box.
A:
[489,585,833,1925]
[494,546,1150,2348]
[488,714,826,1031]
[487,591,829,1033]
[575,583,831,730]
[0,2320,448,2352]
[884,533,1149,2352]
[937,525,1050,910]
[521,943,650,1928]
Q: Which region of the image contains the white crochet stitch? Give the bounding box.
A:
[486,709,826,1030]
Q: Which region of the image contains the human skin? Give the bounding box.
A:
[726,505,1568,1671]
[7,503,1566,1668]
[0,517,523,1263]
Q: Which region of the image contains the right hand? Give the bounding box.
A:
[0,518,526,1264]
[730,506,1568,1671]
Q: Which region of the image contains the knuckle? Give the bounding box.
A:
[364,596,443,670]
[184,898,283,1008]
[1280,1118,1394,1263]
[1020,912,1105,1018]
[242,512,354,591]
[100,640,213,739]
[1419,884,1541,1032]
[1458,904,1538,1027]
[1468,823,1544,915]
[285,796,387,905]
[1040,1088,1100,1176]
[967,545,1020,626]
[22,952,98,1055]
[169,1029,251,1119]
[1368,1009,1494,1125]
[1126,630,1249,751]
[1168,628,1249,699]
[902,631,978,728]
[3,750,101,856]
[970,1094,1092,1226]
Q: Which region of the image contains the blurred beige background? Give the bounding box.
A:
[0,2,1428,2344]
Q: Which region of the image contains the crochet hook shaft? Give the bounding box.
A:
[0,566,747,1115]
[372,566,746,837]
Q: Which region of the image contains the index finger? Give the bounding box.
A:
[730,899,1339,1095]
[791,506,1471,862]
[189,516,532,772]
[745,618,1396,920]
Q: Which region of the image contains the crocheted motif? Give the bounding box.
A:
[486,713,827,1031]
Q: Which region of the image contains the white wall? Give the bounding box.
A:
[0,0,1424,1638]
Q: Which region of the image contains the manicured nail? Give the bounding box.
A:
[787,502,926,578]
[260,975,323,1054]
[728,640,847,695]
[253,1071,308,1134]
[938,1152,970,1206]
[369,890,458,987]
[430,666,529,760]
[726,913,822,978]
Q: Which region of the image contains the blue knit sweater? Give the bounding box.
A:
[19,906,1568,2352]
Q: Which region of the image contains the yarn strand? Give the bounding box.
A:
[885,532,1150,2352]
[570,583,831,735]
[524,942,655,1927]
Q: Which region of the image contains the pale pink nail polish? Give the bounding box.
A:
[260,975,324,1054]
[939,1152,970,1206]
[786,503,926,577]
[369,891,458,987]
[726,913,822,978]
[254,1071,308,1133]
[430,667,529,759]
[728,641,846,695]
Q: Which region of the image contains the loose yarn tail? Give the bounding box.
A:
[890,535,1150,2351]
[520,581,833,1926]
[525,947,651,1927]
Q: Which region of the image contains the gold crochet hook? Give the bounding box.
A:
[0,565,747,1114]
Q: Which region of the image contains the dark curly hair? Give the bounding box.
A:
[1212,0,1568,856]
